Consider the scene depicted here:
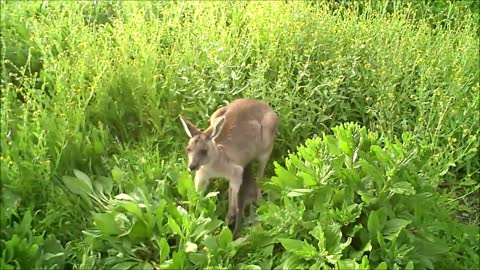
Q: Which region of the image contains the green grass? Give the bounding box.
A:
[1,0,479,269]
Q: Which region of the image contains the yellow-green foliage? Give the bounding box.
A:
[1,1,478,269]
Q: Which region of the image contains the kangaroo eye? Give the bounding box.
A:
[200,149,207,155]
[187,148,191,153]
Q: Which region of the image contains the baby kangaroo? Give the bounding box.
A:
[179,98,279,239]
[232,162,260,237]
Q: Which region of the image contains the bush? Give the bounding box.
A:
[256,123,478,269]
[53,123,478,269]
[1,0,478,268]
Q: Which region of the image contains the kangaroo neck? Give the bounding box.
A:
[205,144,233,173]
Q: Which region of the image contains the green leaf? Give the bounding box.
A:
[359,159,385,188]
[93,181,104,195]
[157,238,170,263]
[383,218,411,241]
[310,224,325,252]
[93,212,122,236]
[279,238,306,252]
[278,238,317,259]
[240,265,262,270]
[97,176,114,195]
[143,262,154,270]
[62,175,94,197]
[368,210,381,236]
[167,217,184,238]
[272,162,302,188]
[375,262,388,270]
[350,240,372,260]
[323,223,342,254]
[188,252,207,267]
[217,226,233,248]
[73,169,92,186]
[414,238,450,256]
[42,252,64,261]
[44,234,63,252]
[358,189,379,205]
[405,261,414,270]
[390,181,416,195]
[155,200,167,226]
[15,209,32,235]
[177,171,193,198]
[112,166,124,182]
[299,171,317,187]
[115,200,143,219]
[171,251,185,270]
[287,188,312,197]
[204,235,218,251]
[128,220,149,240]
[376,232,386,249]
[360,255,370,269]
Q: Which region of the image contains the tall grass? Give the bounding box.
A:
[1,0,478,268]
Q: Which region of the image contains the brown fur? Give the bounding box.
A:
[180,98,279,239]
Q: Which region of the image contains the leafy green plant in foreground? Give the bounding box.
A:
[59,123,478,269]
[256,123,478,269]
[1,1,478,269]
[0,208,65,270]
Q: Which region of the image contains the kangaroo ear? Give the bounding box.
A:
[210,116,225,140]
[180,115,200,138]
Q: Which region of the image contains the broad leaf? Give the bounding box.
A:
[93,212,122,236]
[73,169,92,187]
[383,218,411,241]
[188,252,207,267]
[368,210,381,236]
[111,166,124,182]
[375,262,388,270]
[217,226,233,248]
[62,175,94,197]
[167,217,184,238]
[390,181,416,196]
[278,238,317,259]
[158,238,170,263]
[97,176,114,195]
[128,220,149,240]
[115,200,143,219]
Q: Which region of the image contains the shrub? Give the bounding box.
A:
[256,123,479,269]
[1,0,478,268]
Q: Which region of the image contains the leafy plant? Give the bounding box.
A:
[1,0,478,269]
[0,209,65,269]
[257,123,477,269]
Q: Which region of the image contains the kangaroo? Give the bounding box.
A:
[233,162,260,237]
[179,98,279,238]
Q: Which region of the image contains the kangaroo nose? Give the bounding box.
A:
[189,164,199,171]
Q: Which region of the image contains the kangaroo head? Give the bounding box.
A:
[179,115,225,171]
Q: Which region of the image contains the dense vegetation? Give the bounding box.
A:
[1,0,478,269]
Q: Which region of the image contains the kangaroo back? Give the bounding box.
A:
[213,99,279,167]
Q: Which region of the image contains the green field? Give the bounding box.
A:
[1,0,479,269]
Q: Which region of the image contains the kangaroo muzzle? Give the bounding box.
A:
[189,163,199,171]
